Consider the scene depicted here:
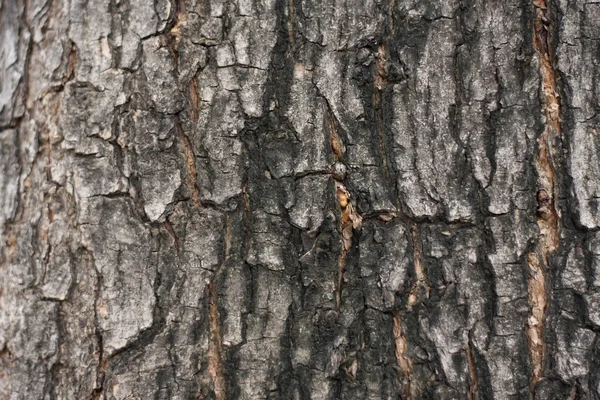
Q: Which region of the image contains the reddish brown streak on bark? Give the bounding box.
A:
[328,110,344,161]
[91,358,108,400]
[407,222,430,307]
[393,312,413,400]
[466,340,479,400]
[189,77,200,125]
[176,120,202,207]
[328,109,362,309]
[528,0,561,391]
[65,41,77,83]
[208,281,226,400]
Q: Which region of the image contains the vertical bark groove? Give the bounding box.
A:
[528,0,561,391]
[393,312,412,400]
[407,222,430,307]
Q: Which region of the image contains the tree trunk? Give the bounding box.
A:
[1,0,599,398]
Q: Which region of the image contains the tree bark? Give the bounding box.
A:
[1,0,599,398]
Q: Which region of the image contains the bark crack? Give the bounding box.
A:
[466,337,479,400]
[407,222,430,307]
[527,0,561,391]
[327,108,362,309]
[176,116,202,207]
[393,312,413,400]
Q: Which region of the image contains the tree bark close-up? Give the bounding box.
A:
[2,0,600,398]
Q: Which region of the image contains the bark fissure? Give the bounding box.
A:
[527,0,561,390]
[328,108,362,309]
[466,338,479,400]
[176,117,202,207]
[393,312,413,400]
[407,222,430,307]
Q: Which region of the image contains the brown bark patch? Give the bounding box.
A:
[176,120,201,207]
[527,0,561,389]
[466,341,479,400]
[328,110,344,161]
[65,41,77,83]
[189,77,200,125]
[208,281,226,400]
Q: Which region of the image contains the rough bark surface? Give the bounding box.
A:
[1,0,599,399]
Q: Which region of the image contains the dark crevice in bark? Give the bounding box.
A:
[175,115,202,207]
[466,335,479,400]
[208,278,226,400]
[326,106,363,310]
[165,0,187,70]
[188,76,200,125]
[407,222,430,309]
[40,39,78,97]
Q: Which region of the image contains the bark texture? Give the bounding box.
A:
[1,0,600,398]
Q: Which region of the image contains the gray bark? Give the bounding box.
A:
[1,0,599,398]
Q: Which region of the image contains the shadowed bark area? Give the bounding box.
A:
[1,0,599,399]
